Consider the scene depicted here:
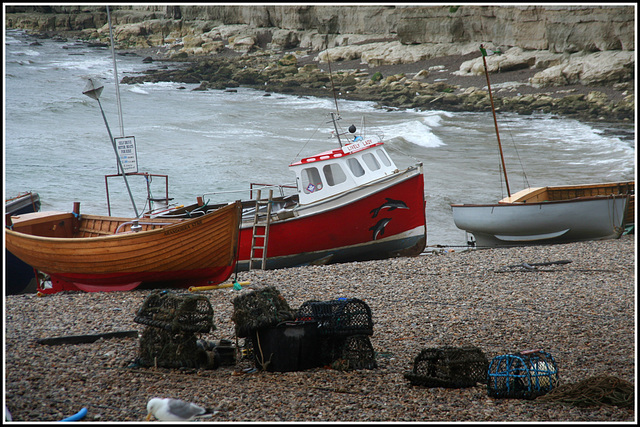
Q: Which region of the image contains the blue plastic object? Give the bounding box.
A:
[487,350,559,399]
[60,407,88,422]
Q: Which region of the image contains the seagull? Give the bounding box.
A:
[146,398,213,421]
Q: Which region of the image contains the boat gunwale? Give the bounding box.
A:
[6,202,241,243]
[451,193,630,209]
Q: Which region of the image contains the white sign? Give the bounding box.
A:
[341,138,376,154]
[115,136,138,174]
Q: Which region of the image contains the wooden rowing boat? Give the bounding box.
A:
[5,201,242,293]
[450,45,634,247]
[451,182,632,247]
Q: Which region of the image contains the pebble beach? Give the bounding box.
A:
[4,235,636,422]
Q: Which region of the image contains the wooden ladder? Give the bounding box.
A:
[249,189,273,270]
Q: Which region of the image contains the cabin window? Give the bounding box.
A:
[363,153,381,171]
[323,163,347,186]
[376,149,392,167]
[347,158,365,177]
[301,167,323,194]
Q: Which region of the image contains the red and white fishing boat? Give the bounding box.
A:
[153,114,427,270]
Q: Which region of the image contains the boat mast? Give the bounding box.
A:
[480,44,510,197]
[324,39,344,148]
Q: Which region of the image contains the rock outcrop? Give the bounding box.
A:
[5,5,635,122]
[5,5,635,53]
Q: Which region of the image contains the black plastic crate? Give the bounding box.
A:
[404,346,489,388]
[296,298,373,336]
[250,321,321,372]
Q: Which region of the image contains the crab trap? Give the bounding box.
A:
[134,290,221,369]
[487,349,559,399]
[404,346,489,388]
[231,287,295,338]
[321,334,377,371]
[295,298,374,336]
[137,328,219,369]
[134,290,214,333]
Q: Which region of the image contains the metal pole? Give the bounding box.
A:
[331,112,342,147]
[96,97,139,217]
[106,6,124,138]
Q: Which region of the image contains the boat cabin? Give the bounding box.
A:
[289,137,398,205]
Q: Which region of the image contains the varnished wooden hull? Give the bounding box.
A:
[5,202,242,293]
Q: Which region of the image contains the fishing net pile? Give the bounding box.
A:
[404,346,489,388]
[134,290,221,369]
[536,375,634,408]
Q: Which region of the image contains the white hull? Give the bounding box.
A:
[451,195,629,247]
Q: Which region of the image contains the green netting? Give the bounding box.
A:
[405,346,488,388]
[134,290,214,333]
[231,287,295,338]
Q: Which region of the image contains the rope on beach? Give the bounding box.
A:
[536,375,634,408]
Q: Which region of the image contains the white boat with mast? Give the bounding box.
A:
[450,44,633,248]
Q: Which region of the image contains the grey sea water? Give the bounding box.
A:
[4,29,636,247]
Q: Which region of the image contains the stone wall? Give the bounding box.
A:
[5,5,635,53]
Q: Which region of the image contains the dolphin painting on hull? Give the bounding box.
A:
[370,218,392,240]
[370,198,409,218]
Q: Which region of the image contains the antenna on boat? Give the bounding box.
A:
[325,38,341,117]
[331,112,343,148]
[480,44,511,198]
[83,78,140,218]
[106,6,125,138]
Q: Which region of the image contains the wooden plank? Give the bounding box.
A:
[36,330,139,345]
[77,227,114,236]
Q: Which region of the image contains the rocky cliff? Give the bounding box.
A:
[5,5,635,53]
[5,5,636,122]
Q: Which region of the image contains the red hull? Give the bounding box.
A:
[45,265,236,294]
[238,171,426,269]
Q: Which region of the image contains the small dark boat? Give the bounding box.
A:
[5,192,41,295]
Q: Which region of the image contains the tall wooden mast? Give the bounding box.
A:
[480,44,511,197]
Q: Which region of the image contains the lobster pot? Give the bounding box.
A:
[487,350,559,399]
[319,335,377,371]
[404,346,489,388]
[296,298,373,336]
[232,287,295,338]
[134,290,214,333]
[137,327,218,369]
